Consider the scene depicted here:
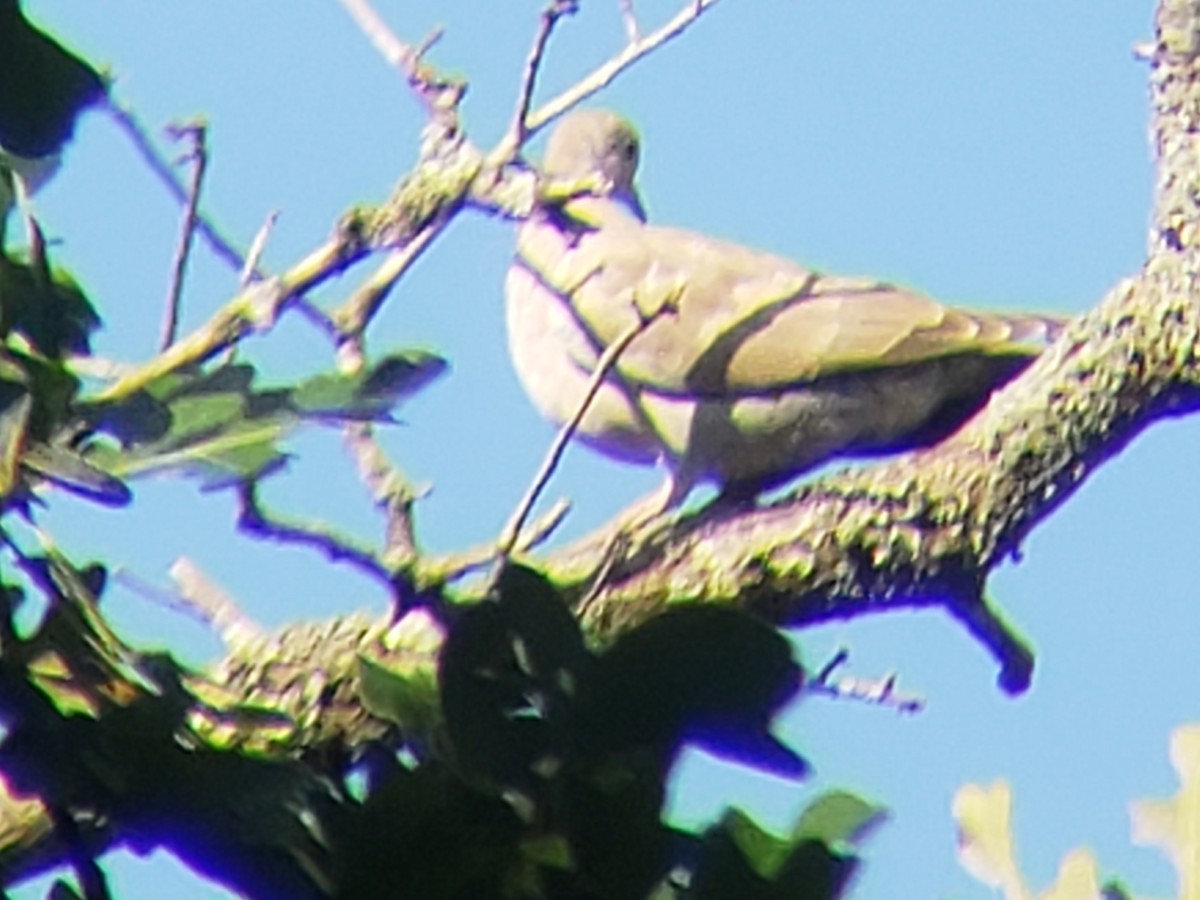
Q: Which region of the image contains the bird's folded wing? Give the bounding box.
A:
[516,199,1057,398]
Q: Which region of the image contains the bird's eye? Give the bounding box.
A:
[622,140,637,160]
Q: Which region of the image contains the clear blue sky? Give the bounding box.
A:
[12,1,1182,897]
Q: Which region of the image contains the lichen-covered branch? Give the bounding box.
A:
[539,2,1200,689]
[539,268,1197,688]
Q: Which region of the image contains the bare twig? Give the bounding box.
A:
[107,102,242,270]
[342,423,421,572]
[504,0,580,154]
[807,649,925,714]
[331,214,449,339]
[335,0,463,116]
[495,301,673,563]
[420,498,572,583]
[160,120,208,351]
[94,235,365,403]
[525,0,721,135]
[114,562,265,650]
[336,0,418,71]
[237,211,339,336]
[235,481,395,587]
[240,210,279,288]
[108,102,338,341]
[619,0,641,42]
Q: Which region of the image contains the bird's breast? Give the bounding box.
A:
[504,258,663,465]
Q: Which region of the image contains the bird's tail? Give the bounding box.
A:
[982,310,1070,350]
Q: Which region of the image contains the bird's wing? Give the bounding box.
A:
[517,197,1057,398]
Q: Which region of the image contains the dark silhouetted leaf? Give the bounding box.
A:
[439,565,588,790]
[334,764,521,900]
[0,254,101,358]
[22,442,130,505]
[570,605,807,777]
[0,1,105,158]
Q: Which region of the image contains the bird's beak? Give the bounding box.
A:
[616,185,647,222]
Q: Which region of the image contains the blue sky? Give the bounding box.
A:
[11,1,1184,897]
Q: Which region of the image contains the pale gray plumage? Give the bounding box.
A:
[505,109,1063,507]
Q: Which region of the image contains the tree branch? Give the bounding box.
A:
[539,266,1200,690]
[159,119,208,352]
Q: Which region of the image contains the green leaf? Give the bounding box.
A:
[690,812,857,900]
[87,412,289,489]
[85,353,446,490]
[357,652,441,734]
[290,350,449,420]
[792,790,887,850]
[0,379,29,496]
[723,808,795,881]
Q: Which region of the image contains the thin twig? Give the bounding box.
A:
[160,120,208,351]
[107,102,245,271]
[336,0,415,70]
[235,481,395,587]
[619,0,640,42]
[240,210,279,288]
[331,214,449,338]
[49,807,111,900]
[108,102,337,342]
[342,423,421,571]
[94,235,364,403]
[335,0,462,117]
[806,649,925,714]
[420,498,572,583]
[114,563,265,650]
[504,0,579,154]
[494,301,672,563]
[525,0,721,134]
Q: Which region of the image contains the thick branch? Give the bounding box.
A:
[481,2,1200,692]
[540,257,1200,689]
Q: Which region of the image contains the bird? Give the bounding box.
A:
[505,108,1065,513]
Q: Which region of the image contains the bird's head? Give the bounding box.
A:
[543,108,645,220]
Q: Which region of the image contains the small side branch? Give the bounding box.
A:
[807,649,925,714]
[94,235,366,403]
[336,0,464,116]
[619,0,641,42]
[107,102,244,273]
[331,215,448,341]
[160,120,208,351]
[525,0,722,134]
[341,423,421,573]
[109,102,337,342]
[235,481,394,588]
[495,302,673,562]
[504,0,580,155]
[48,807,111,900]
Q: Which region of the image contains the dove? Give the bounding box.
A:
[505,109,1064,511]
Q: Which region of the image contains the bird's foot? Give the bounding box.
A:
[571,478,688,616]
